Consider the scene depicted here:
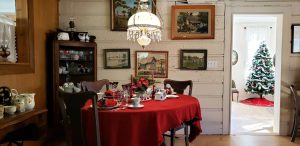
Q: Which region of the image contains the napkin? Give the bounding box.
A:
[104,90,114,96]
[99,99,117,107]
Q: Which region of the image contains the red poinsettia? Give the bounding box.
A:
[131,76,154,93]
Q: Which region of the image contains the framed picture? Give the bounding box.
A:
[111,0,156,31]
[136,51,168,78]
[291,24,300,53]
[104,49,131,69]
[180,50,207,70]
[171,5,215,40]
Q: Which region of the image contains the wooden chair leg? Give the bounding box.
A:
[160,140,166,146]
[184,124,189,146]
[291,117,296,136]
[170,129,175,146]
[291,114,298,142]
[237,92,239,102]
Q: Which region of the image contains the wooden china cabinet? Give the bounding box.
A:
[48,40,97,128]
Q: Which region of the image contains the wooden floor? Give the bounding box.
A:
[231,102,274,134]
[166,135,300,146]
[3,135,298,146]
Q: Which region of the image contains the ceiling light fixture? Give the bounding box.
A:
[127,0,162,49]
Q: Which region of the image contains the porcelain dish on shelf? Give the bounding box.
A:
[166,95,179,98]
[127,104,144,109]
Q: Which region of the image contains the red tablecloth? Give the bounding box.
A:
[82,95,202,146]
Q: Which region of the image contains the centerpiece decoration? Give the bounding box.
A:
[131,75,156,100]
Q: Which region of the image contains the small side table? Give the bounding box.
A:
[0,108,48,145]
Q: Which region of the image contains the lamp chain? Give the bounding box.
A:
[149,0,164,29]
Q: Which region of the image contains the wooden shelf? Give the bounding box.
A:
[59,59,93,62]
[59,73,94,76]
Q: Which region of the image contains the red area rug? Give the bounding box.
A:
[240,97,274,107]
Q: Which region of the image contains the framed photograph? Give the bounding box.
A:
[104,49,131,69]
[171,5,215,40]
[291,24,300,53]
[180,50,207,70]
[111,0,156,31]
[136,51,168,78]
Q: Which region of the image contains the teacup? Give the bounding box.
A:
[132,97,141,107]
[4,105,16,115]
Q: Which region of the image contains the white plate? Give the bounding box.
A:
[91,103,120,110]
[127,104,144,109]
[166,95,179,98]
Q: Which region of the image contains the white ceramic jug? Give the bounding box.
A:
[19,93,35,110]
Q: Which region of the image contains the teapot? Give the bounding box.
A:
[59,82,81,93]
[11,89,25,112]
[19,93,35,111]
[62,82,75,93]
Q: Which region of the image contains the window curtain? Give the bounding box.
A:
[244,26,272,78]
[0,15,16,63]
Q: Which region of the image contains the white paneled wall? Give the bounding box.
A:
[60,0,226,134]
[59,0,300,134]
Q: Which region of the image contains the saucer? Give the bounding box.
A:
[166,95,179,98]
[127,104,144,109]
[92,103,120,110]
[99,103,120,110]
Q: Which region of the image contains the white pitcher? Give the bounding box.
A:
[19,93,35,110]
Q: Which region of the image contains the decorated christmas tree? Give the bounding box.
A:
[244,42,275,98]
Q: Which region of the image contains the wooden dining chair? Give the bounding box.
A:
[57,91,101,146]
[163,79,193,146]
[289,85,300,142]
[121,83,131,91]
[81,79,109,92]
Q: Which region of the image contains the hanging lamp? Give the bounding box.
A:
[127,0,162,49]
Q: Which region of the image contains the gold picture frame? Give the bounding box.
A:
[171,5,215,40]
[135,51,168,78]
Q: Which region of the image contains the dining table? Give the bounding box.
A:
[81,94,202,146]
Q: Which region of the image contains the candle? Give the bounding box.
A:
[152,71,155,98]
[152,71,154,81]
[130,74,133,98]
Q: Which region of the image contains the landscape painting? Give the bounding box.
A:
[111,0,156,31]
[180,50,207,70]
[171,5,215,40]
[104,49,131,69]
[136,51,168,78]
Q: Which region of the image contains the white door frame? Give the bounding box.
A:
[223,2,292,134]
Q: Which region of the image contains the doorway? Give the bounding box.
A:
[230,14,283,135]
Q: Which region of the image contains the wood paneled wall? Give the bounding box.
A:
[0,0,58,109]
